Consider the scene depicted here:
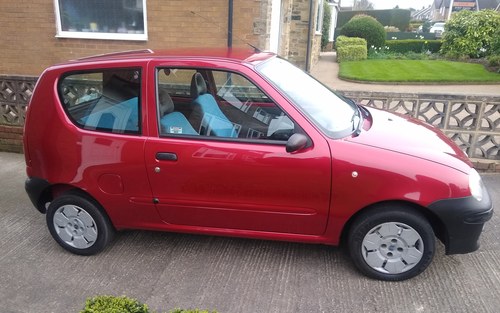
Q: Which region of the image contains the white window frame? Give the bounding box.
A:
[54,0,148,41]
[315,0,324,35]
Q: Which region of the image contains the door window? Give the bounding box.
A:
[156,68,296,141]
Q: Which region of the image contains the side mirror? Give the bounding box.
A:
[286,133,309,153]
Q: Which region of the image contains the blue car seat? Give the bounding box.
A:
[190,72,238,137]
[159,89,198,135]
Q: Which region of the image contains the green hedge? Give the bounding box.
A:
[338,9,411,31]
[336,35,367,48]
[337,45,368,63]
[339,15,386,48]
[80,296,217,313]
[386,32,438,40]
[385,40,443,54]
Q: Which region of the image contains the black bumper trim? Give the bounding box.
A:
[25,177,50,213]
[428,187,493,255]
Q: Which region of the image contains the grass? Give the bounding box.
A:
[338,59,500,83]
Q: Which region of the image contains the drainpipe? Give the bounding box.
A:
[305,0,314,72]
[228,0,233,48]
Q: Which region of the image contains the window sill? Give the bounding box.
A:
[56,31,148,41]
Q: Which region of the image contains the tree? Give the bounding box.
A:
[441,9,500,58]
[321,1,332,50]
[353,0,374,10]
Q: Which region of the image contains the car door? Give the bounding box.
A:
[144,62,331,235]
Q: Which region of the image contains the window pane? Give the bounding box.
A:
[156,68,295,141]
[59,69,141,134]
[57,0,147,40]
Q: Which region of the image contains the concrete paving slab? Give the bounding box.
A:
[0,151,498,313]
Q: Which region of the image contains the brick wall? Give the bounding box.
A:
[0,125,23,153]
[0,0,261,76]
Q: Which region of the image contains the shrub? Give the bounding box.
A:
[441,9,500,58]
[384,26,399,32]
[337,45,368,62]
[385,32,437,40]
[81,296,150,313]
[385,40,442,54]
[336,35,367,48]
[491,27,500,55]
[340,15,386,48]
[321,1,332,50]
[488,55,500,67]
[337,9,411,31]
[80,295,218,313]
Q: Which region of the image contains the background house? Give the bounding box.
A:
[0,0,329,77]
[432,0,499,21]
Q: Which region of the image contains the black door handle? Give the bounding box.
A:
[156,152,178,161]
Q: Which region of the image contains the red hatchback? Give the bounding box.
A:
[24,49,492,281]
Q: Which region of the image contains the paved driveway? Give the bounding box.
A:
[0,151,498,313]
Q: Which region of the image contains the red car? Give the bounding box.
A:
[24,49,492,281]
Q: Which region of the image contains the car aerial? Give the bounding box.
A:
[429,22,445,38]
[24,48,492,281]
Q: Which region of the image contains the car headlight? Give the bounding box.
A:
[469,169,484,202]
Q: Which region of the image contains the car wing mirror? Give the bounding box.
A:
[286,133,309,153]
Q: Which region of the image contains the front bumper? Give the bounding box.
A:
[428,187,493,255]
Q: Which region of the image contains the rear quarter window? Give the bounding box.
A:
[58,68,142,134]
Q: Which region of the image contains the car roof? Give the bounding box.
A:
[71,47,275,65]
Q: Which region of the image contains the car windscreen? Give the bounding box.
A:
[257,57,357,139]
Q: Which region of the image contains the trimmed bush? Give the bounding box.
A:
[336,35,367,48]
[337,45,368,63]
[441,9,500,58]
[81,296,150,313]
[80,295,217,313]
[340,15,386,48]
[385,40,442,54]
[337,9,411,31]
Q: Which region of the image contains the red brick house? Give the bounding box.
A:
[0,0,329,152]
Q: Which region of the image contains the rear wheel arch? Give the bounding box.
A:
[36,184,114,225]
[46,189,116,255]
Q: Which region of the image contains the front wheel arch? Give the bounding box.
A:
[346,202,437,280]
[340,200,446,250]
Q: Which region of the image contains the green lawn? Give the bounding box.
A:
[338,59,500,83]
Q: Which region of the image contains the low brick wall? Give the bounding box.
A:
[0,125,23,153]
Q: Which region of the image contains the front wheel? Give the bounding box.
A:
[348,205,435,281]
[46,193,115,255]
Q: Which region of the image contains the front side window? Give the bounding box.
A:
[55,0,147,41]
[156,68,296,141]
[59,68,141,134]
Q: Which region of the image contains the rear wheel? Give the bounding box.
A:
[348,205,435,281]
[46,194,114,255]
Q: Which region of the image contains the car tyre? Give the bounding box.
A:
[348,205,435,281]
[46,193,114,255]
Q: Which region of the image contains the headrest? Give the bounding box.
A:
[190,72,207,99]
[158,89,174,116]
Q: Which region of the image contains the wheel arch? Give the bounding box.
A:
[339,200,447,249]
[48,186,117,231]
